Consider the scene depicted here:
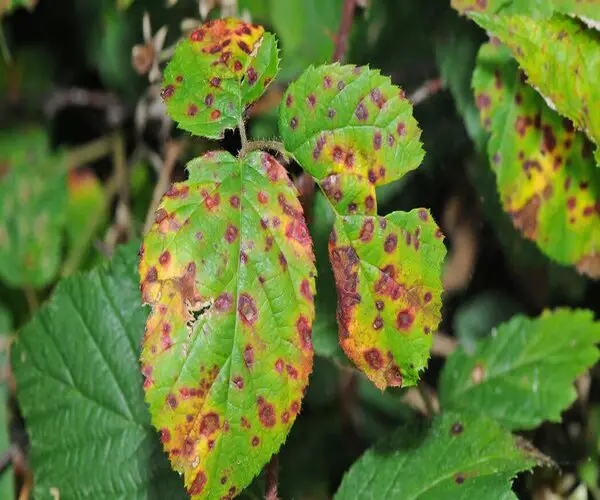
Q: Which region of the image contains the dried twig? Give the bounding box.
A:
[431,331,458,357]
[143,140,187,234]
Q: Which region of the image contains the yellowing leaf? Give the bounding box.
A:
[140,151,316,498]
[329,209,446,389]
[279,64,424,215]
[473,42,600,277]
[162,19,279,139]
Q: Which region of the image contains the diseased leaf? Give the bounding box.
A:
[335,411,541,500]
[329,209,446,389]
[470,14,600,163]
[473,42,600,277]
[162,18,279,139]
[279,64,424,215]
[451,0,600,23]
[139,151,316,498]
[0,127,67,288]
[11,243,186,499]
[440,309,600,430]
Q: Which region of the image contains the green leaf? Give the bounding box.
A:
[0,0,37,16]
[440,309,600,430]
[11,243,186,499]
[473,41,600,277]
[268,0,343,78]
[279,64,424,215]
[0,127,67,288]
[470,14,600,164]
[0,304,14,500]
[451,0,600,23]
[329,209,446,389]
[162,19,279,139]
[335,411,541,500]
[140,151,316,498]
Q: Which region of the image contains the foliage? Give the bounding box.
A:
[2,1,600,500]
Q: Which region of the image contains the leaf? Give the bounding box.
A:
[139,151,316,498]
[0,304,14,500]
[451,0,600,23]
[268,0,343,78]
[335,411,541,500]
[470,13,600,164]
[0,127,68,288]
[11,243,186,499]
[440,309,600,430]
[328,209,446,389]
[279,64,424,215]
[473,42,600,277]
[162,19,280,139]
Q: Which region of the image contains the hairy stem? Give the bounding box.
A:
[264,454,279,500]
[332,0,357,63]
[238,118,248,150]
[239,140,289,160]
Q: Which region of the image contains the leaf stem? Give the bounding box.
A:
[417,383,437,418]
[23,287,38,314]
[0,23,11,64]
[238,140,289,160]
[264,454,279,500]
[332,0,357,63]
[238,118,249,150]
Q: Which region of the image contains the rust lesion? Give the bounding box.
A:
[577,253,600,279]
[509,193,541,239]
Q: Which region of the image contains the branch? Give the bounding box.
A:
[44,87,127,126]
[332,0,357,63]
[408,78,444,106]
[264,454,279,500]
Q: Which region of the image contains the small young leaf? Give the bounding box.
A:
[162,19,279,139]
[279,64,424,215]
[335,411,541,500]
[470,14,600,163]
[0,127,67,288]
[329,209,446,389]
[473,42,600,277]
[440,309,600,430]
[140,151,316,498]
[11,243,186,499]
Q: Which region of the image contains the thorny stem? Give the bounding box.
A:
[264,454,279,500]
[332,0,357,63]
[239,140,289,160]
[143,140,187,234]
[238,118,249,150]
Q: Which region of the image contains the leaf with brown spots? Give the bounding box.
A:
[161,18,280,139]
[140,151,316,498]
[336,411,543,499]
[279,64,424,215]
[440,309,600,430]
[329,209,446,389]
[473,42,600,277]
[469,13,600,164]
[0,127,68,287]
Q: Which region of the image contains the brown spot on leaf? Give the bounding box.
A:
[225,224,239,243]
[297,315,312,349]
[187,471,207,495]
[363,348,384,370]
[396,309,414,331]
[471,363,485,384]
[451,422,464,435]
[244,345,254,369]
[355,102,368,121]
[257,397,276,428]
[359,219,375,242]
[384,233,398,253]
[238,293,258,325]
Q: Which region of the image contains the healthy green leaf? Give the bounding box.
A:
[329,209,446,389]
[11,243,186,499]
[451,0,600,23]
[279,64,424,215]
[335,411,541,500]
[140,151,316,498]
[0,304,14,500]
[473,42,600,277]
[162,18,279,139]
[470,14,600,164]
[440,309,600,430]
[0,127,67,288]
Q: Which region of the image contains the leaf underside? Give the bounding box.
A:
[161,18,279,139]
[11,243,186,499]
[470,13,600,164]
[139,151,316,498]
[473,42,600,277]
[279,63,424,215]
[335,411,540,500]
[0,127,67,288]
[329,210,446,389]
